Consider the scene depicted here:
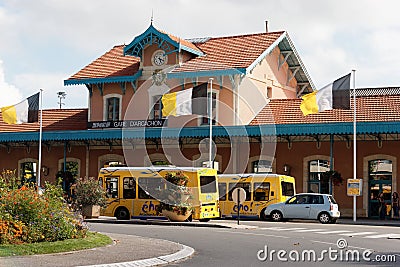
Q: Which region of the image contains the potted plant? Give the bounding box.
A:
[157,171,193,221]
[74,177,107,218]
[321,170,344,186]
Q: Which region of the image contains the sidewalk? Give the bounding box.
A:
[0,232,193,267]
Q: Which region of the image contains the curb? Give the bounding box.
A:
[77,244,194,267]
[85,218,258,229]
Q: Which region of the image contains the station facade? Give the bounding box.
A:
[1,22,399,218]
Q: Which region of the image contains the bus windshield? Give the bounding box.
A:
[200,176,217,193]
[281,181,295,196]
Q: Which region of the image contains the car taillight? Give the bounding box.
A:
[330,204,333,211]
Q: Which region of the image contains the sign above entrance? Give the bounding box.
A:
[88,120,166,129]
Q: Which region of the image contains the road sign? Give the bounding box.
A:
[232,188,246,205]
[347,179,363,196]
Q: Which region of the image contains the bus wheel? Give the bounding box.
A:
[199,218,210,222]
[115,207,130,220]
[260,208,268,221]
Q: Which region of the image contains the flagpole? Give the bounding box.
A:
[37,89,43,192]
[208,78,213,168]
[352,70,357,222]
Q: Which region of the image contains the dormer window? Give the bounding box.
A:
[104,94,122,121]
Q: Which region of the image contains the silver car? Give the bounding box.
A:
[264,193,340,224]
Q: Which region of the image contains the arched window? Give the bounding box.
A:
[98,154,125,170]
[308,159,330,194]
[18,158,38,185]
[103,94,122,121]
[252,160,272,173]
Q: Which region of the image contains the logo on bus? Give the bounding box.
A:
[233,204,251,212]
[141,201,158,213]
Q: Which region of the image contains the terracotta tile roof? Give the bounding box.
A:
[156,27,203,55]
[0,109,88,132]
[251,94,400,125]
[67,45,140,80]
[173,31,285,72]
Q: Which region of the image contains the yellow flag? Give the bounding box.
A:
[300,91,319,116]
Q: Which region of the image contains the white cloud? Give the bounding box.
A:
[13,72,88,109]
[0,60,23,107]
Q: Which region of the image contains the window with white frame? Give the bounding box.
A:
[151,95,163,119]
[308,159,330,194]
[104,94,121,121]
[19,159,38,185]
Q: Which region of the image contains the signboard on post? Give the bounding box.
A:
[347,179,363,196]
[232,187,246,225]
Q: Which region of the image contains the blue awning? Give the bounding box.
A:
[1,121,399,143]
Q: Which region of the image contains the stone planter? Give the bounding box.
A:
[162,209,192,222]
[82,205,101,218]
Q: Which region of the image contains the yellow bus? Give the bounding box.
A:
[218,173,296,220]
[98,166,220,221]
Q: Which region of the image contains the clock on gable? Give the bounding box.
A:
[151,50,167,66]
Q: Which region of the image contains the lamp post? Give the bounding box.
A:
[57,91,66,109]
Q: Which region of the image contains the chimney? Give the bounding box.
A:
[265,20,269,32]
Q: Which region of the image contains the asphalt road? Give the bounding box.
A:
[88,220,400,267]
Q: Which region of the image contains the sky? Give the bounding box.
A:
[0,0,399,109]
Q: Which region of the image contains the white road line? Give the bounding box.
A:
[364,233,394,239]
[295,229,324,232]
[269,227,307,231]
[315,230,352,234]
[339,231,377,236]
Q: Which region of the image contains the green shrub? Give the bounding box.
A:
[74,177,107,207]
[0,170,88,244]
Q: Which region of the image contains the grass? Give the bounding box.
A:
[0,232,113,257]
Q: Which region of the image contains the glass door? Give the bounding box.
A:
[368,160,392,218]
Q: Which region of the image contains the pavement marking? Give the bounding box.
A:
[314,230,352,234]
[295,229,325,232]
[259,227,306,231]
[339,231,378,236]
[363,233,395,239]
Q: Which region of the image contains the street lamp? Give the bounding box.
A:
[57,92,66,109]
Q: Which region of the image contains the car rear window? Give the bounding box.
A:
[328,195,337,204]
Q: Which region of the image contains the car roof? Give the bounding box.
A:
[295,193,332,196]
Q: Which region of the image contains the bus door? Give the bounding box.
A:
[136,177,163,218]
[228,182,253,218]
[253,181,271,216]
[218,181,228,217]
[104,177,119,217]
[121,177,136,218]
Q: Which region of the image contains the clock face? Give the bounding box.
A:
[152,51,167,66]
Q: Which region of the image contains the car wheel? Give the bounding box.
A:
[115,207,130,220]
[260,208,268,221]
[318,212,331,224]
[270,210,283,222]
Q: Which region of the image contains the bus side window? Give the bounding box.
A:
[123,177,136,199]
[228,182,251,201]
[138,178,163,199]
[253,182,270,201]
[218,182,227,201]
[105,177,118,198]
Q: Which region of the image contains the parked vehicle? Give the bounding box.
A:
[264,193,340,224]
[218,174,295,220]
